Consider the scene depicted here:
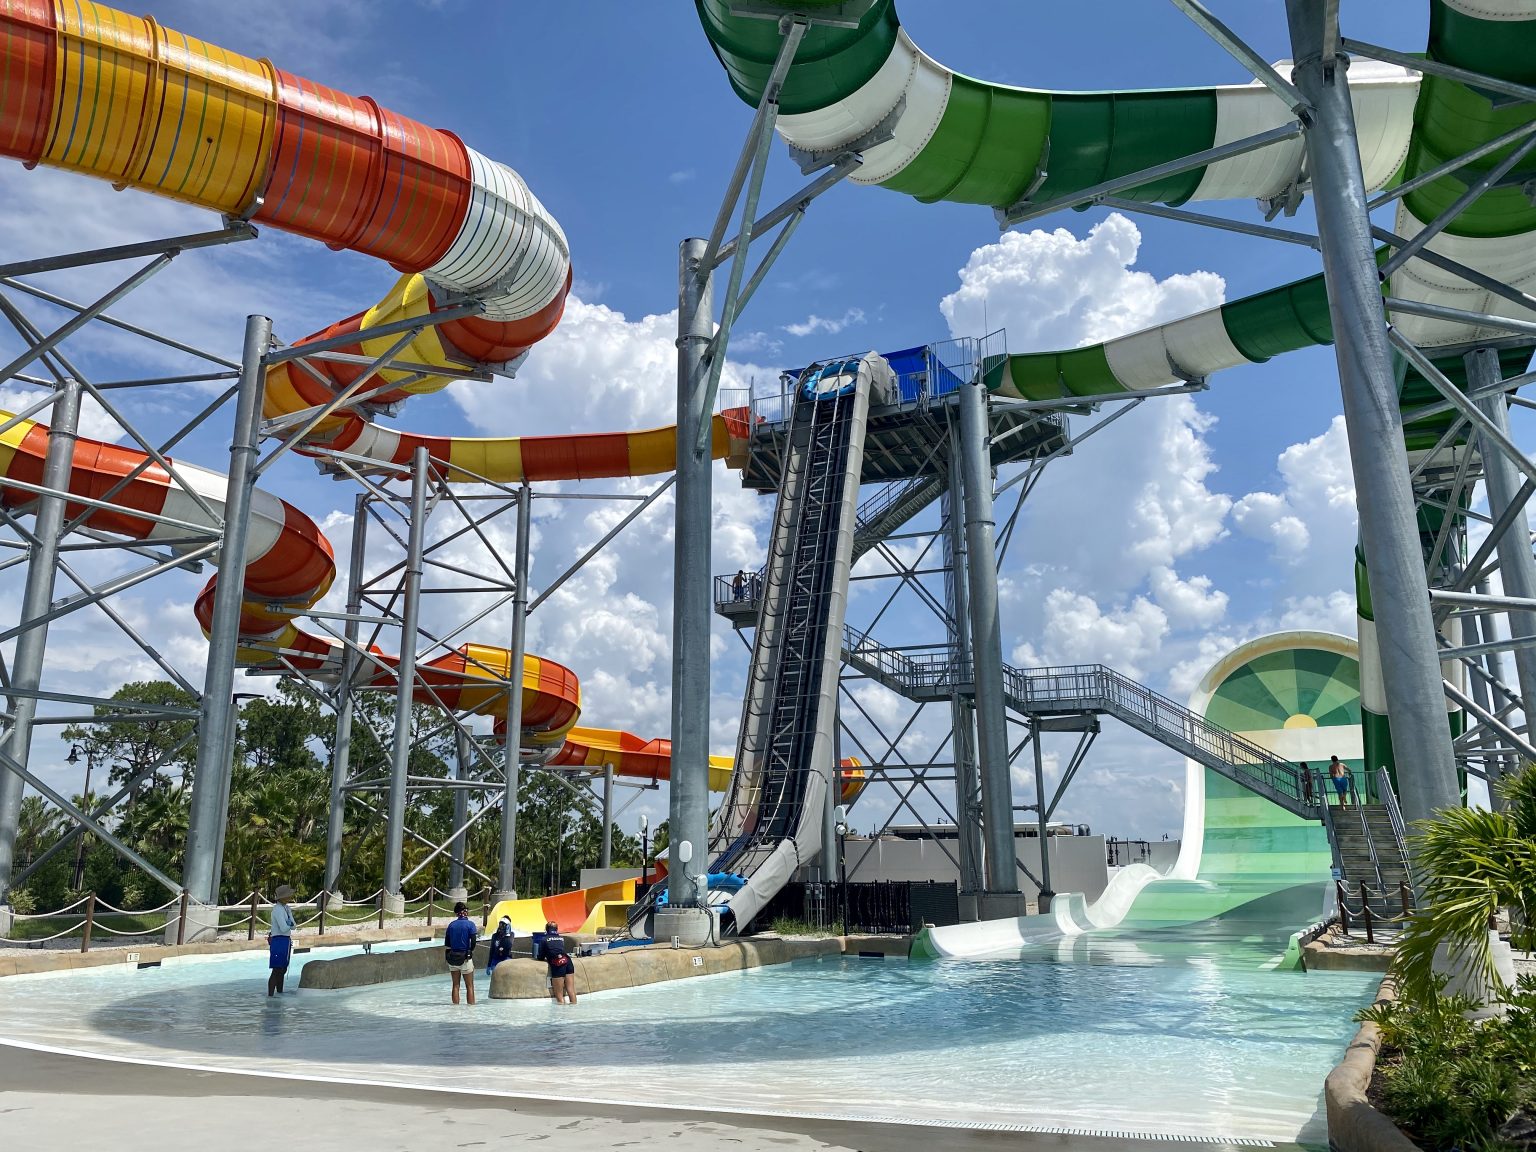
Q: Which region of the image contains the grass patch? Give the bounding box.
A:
[767,916,844,938]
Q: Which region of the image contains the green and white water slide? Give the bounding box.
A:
[697,0,1534,805]
[908,632,1361,963]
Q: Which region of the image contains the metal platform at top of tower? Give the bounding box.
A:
[730,336,1070,493]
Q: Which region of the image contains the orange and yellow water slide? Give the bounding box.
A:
[0,1,875,805]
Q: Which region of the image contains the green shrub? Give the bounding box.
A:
[7,887,36,915]
[1362,975,1536,1146]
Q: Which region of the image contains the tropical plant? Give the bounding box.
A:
[1360,975,1536,1146]
[1393,764,1536,1003]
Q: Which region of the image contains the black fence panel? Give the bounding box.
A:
[748,880,960,935]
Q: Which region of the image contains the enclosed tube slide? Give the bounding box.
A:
[698,0,1536,781]
[0,2,753,779]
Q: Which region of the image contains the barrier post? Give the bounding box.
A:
[80,892,95,953]
[482,887,490,929]
[318,890,327,937]
[426,887,434,928]
[1336,880,1351,936]
[1362,887,1375,944]
[247,891,258,941]
[176,889,189,946]
[1400,880,1411,918]
[376,891,384,932]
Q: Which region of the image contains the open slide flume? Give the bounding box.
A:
[0,2,767,805]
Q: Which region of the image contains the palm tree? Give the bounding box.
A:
[1394,765,1536,1001]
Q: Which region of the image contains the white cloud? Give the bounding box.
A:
[783,307,866,339]
[1149,566,1228,629]
[1233,415,1356,572]
[940,213,1225,349]
[1013,591,1169,681]
[668,169,697,185]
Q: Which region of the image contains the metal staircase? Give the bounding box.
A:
[715,472,947,624]
[839,630,1317,817]
[1325,768,1413,919]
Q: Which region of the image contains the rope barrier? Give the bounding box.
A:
[87,895,180,916]
[0,920,87,944]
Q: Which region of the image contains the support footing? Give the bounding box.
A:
[0,906,12,939]
[654,906,715,948]
[491,889,517,906]
[977,892,1029,921]
[382,893,405,916]
[167,901,220,944]
[447,887,469,904]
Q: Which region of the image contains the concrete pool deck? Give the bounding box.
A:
[0,1040,1304,1152]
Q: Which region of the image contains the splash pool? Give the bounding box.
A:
[0,942,1376,1145]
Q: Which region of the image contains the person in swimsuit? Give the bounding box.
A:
[1329,756,1353,810]
[540,919,577,1005]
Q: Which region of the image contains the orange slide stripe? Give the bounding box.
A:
[0,0,54,160]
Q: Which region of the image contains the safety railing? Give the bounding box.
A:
[1377,766,1413,879]
[1334,877,1415,944]
[1,883,494,952]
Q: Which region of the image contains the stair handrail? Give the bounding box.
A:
[1355,796,1387,895]
[1318,781,1344,882]
[1376,766,1414,879]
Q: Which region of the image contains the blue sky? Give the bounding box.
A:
[0,1,1474,842]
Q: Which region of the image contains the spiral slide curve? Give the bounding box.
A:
[699,0,1536,780]
[0,1,768,790]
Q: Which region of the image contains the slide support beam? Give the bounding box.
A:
[1287,2,1461,839]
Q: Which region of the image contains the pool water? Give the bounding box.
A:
[0,942,1376,1144]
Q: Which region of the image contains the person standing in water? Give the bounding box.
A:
[540,920,577,1005]
[267,884,296,996]
[444,901,479,1005]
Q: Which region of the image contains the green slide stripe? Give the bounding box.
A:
[694,0,897,116]
[1219,273,1333,363]
[1031,90,1217,207]
[881,75,1049,206]
[1002,344,1118,401]
[1403,4,1536,239]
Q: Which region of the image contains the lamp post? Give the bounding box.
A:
[66,743,93,891]
[638,814,650,894]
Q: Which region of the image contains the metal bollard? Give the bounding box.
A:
[248,891,258,941]
[80,892,96,954]
[1362,886,1375,944]
[176,889,189,946]
[1336,880,1351,936]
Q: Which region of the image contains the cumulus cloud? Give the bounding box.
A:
[1233,415,1356,570]
[1013,591,1169,681]
[783,307,866,339]
[940,213,1226,349]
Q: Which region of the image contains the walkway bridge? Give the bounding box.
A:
[831,625,1318,819]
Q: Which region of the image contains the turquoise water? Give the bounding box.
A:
[0,942,1376,1143]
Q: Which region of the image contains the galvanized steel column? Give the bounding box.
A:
[669,237,715,907]
[1287,0,1460,828]
[600,763,614,869]
[957,374,1020,897]
[382,446,430,906]
[450,728,470,893]
[495,482,531,900]
[0,379,81,905]
[1032,724,1054,907]
[1469,348,1536,732]
[944,449,985,901]
[324,491,368,895]
[182,315,270,910]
